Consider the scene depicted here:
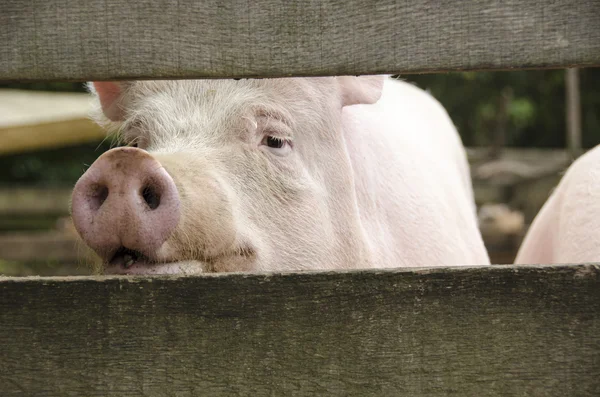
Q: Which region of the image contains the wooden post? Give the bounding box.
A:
[489,87,513,159]
[566,68,582,158]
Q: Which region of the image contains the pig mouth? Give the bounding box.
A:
[105,247,206,275]
[104,245,255,275]
[109,247,148,269]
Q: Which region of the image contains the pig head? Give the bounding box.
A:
[72,77,384,274]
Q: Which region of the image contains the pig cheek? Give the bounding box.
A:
[251,160,332,269]
[256,152,313,200]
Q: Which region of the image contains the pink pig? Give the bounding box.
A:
[516,145,600,264]
[71,76,490,274]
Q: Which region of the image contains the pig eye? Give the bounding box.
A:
[260,135,292,156]
[266,136,284,148]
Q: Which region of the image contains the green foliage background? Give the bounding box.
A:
[406,69,600,149]
[1,68,599,187]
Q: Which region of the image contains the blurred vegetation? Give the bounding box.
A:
[1,69,599,187]
[405,68,600,149]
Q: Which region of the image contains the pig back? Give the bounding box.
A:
[342,79,489,267]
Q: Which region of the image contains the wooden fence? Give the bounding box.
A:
[0,90,104,155]
[2,0,599,81]
[1,0,600,395]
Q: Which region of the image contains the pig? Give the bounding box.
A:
[516,145,600,264]
[71,75,490,275]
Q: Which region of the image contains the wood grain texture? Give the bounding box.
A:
[0,118,104,155]
[0,188,71,216]
[0,231,84,263]
[1,264,599,396]
[1,0,599,81]
[0,89,105,154]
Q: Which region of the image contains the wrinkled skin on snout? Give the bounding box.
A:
[72,76,490,275]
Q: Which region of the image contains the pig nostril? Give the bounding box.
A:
[89,184,109,211]
[142,185,161,210]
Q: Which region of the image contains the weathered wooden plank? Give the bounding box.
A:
[0,232,78,262]
[0,90,92,128]
[0,188,71,216]
[1,264,599,396]
[0,231,93,263]
[0,89,105,155]
[0,118,105,154]
[566,68,582,158]
[1,0,599,81]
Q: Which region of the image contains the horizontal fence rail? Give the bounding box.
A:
[1,264,599,396]
[1,0,600,82]
[0,188,71,216]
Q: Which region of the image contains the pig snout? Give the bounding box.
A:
[71,147,181,264]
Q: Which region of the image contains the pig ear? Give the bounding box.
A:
[338,76,385,107]
[87,81,129,121]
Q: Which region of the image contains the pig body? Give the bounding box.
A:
[516,145,600,264]
[339,79,488,268]
[75,76,489,274]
